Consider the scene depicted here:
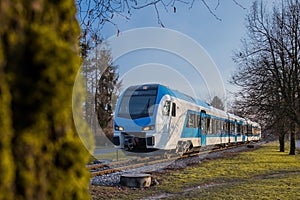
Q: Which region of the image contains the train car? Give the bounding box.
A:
[113,84,261,155]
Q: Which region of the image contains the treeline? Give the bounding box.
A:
[232,0,300,154]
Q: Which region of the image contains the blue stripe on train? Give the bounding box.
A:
[182,133,247,146]
[181,110,201,138]
[181,110,245,140]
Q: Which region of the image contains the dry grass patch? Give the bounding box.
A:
[90,142,300,200]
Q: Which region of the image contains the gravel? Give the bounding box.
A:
[90,143,263,186]
[91,161,173,186]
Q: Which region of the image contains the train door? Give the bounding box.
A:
[200,110,207,146]
[162,100,176,134]
[162,100,171,134]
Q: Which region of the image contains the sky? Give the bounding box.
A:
[89,0,275,107]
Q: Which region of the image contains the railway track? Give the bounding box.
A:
[88,142,262,177]
[88,155,170,177]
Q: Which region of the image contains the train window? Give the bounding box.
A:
[162,101,170,116]
[226,122,230,133]
[253,127,259,135]
[230,123,234,132]
[216,120,220,133]
[253,127,261,135]
[243,125,247,135]
[206,117,211,134]
[247,125,252,135]
[196,115,200,127]
[186,113,200,128]
[117,87,158,119]
[171,103,176,117]
[187,114,194,127]
[220,121,223,131]
[200,116,206,132]
[218,120,222,133]
[223,122,227,132]
[237,124,241,134]
[212,119,216,134]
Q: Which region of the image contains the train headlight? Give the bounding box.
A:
[142,125,155,131]
[114,125,124,131]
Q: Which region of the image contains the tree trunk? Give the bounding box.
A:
[0,1,91,198]
[289,122,296,155]
[279,134,285,152]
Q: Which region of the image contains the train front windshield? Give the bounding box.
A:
[117,87,157,119]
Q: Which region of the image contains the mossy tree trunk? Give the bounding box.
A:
[0,37,14,200]
[0,0,90,199]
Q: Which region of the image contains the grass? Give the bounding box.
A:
[89,149,136,164]
[94,150,128,161]
[90,142,300,200]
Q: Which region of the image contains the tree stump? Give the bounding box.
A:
[120,173,152,188]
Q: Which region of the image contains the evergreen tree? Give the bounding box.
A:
[0,0,90,199]
[95,49,118,129]
[80,45,119,144]
[211,96,225,111]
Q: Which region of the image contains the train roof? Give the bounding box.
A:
[124,84,210,109]
[122,84,258,125]
[159,85,210,109]
[157,84,254,124]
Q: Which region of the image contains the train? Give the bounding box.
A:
[113,84,261,155]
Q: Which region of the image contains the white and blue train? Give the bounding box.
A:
[113,84,261,155]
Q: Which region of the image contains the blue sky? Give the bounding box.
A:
[92,1,274,105]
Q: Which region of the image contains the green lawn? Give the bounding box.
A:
[90,142,300,200]
[89,149,136,164]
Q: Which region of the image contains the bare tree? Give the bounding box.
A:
[76,0,245,46]
[232,0,300,154]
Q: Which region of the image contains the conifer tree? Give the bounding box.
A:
[211,96,225,111]
[95,49,118,129]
